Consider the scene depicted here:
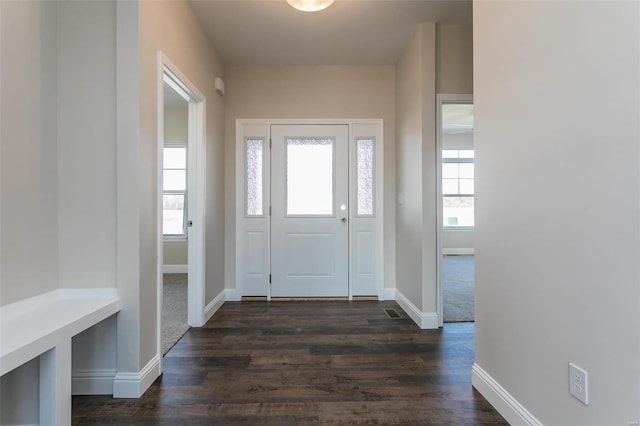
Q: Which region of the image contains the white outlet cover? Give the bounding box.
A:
[569,362,589,405]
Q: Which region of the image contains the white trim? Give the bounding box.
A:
[442,248,475,256]
[186,94,207,327]
[162,264,188,274]
[1,288,121,376]
[394,289,439,329]
[72,369,116,395]
[225,288,241,302]
[112,354,161,398]
[204,289,226,323]
[382,288,396,301]
[472,364,543,426]
[436,94,473,327]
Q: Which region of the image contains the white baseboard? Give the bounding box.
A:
[112,354,161,398]
[225,288,241,301]
[382,288,395,301]
[472,363,542,425]
[394,289,439,329]
[443,248,474,255]
[72,369,116,395]
[204,289,226,323]
[163,264,188,274]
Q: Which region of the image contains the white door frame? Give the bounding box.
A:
[235,119,384,300]
[436,94,473,327]
[156,52,207,364]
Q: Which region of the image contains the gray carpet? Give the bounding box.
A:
[443,255,475,322]
[163,273,189,355]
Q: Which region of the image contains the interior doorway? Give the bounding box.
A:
[436,95,475,325]
[157,55,207,362]
[161,81,190,354]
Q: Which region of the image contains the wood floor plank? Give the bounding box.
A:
[72,301,506,425]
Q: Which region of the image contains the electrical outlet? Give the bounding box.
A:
[569,362,589,405]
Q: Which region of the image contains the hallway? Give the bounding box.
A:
[73,301,505,425]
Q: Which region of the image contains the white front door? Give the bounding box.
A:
[270,124,349,297]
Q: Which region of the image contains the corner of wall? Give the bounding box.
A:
[112,354,161,399]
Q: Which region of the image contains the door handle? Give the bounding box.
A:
[341,217,347,223]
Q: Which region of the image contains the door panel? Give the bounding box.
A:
[271,124,349,297]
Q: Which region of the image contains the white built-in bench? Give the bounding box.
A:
[0,288,121,425]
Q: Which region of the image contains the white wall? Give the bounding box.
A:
[164,104,188,145]
[164,240,188,266]
[0,358,39,425]
[1,0,58,306]
[224,65,397,293]
[436,24,473,95]
[474,1,640,424]
[57,0,117,290]
[1,1,120,408]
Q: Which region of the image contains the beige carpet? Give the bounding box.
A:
[162,273,189,355]
[443,255,474,322]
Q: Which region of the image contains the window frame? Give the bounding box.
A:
[163,144,188,239]
[355,137,376,217]
[244,137,265,218]
[284,136,337,218]
[442,147,474,231]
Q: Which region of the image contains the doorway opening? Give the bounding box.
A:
[161,81,189,354]
[157,55,207,361]
[436,95,475,325]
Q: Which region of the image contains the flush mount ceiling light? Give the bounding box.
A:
[286,0,336,12]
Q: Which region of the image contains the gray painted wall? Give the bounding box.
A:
[224,64,397,292]
[1,0,59,306]
[474,1,639,423]
[395,23,473,312]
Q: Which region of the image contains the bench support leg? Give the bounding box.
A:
[39,340,71,425]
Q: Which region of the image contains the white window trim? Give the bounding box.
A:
[442,147,475,229]
[162,144,188,239]
[355,137,376,218]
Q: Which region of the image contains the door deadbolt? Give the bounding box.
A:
[341,217,347,223]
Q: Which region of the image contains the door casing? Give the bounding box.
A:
[156,53,207,371]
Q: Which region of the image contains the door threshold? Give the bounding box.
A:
[240,296,380,302]
[270,297,349,302]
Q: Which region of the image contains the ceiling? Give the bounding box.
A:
[188,0,472,65]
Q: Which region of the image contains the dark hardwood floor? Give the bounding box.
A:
[73,301,506,425]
